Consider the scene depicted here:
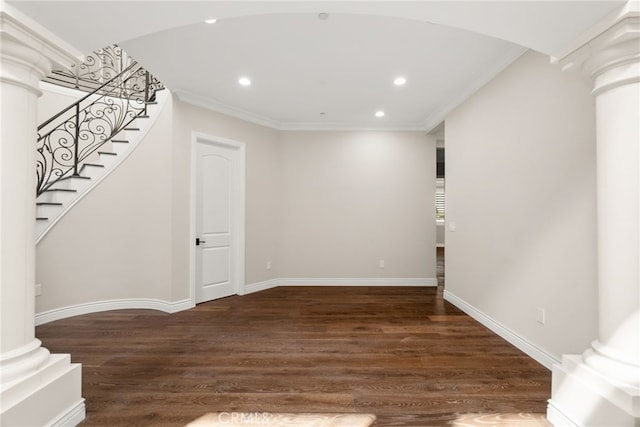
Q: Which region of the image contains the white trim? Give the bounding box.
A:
[34,280,432,325]
[190,132,246,304]
[244,279,280,294]
[443,290,560,370]
[279,278,436,286]
[277,122,426,132]
[35,298,193,326]
[35,282,437,326]
[244,278,436,294]
[177,46,524,133]
[177,89,427,131]
[50,400,86,427]
[546,400,579,427]
[422,45,528,132]
[0,6,81,69]
[177,90,281,129]
[35,90,170,243]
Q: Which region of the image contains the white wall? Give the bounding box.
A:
[445,50,598,361]
[36,94,175,312]
[36,82,84,125]
[170,97,282,298]
[35,95,438,317]
[279,131,436,279]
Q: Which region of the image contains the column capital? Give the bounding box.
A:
[558,10,639,95]
[0,6,80,93]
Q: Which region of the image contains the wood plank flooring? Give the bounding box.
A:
[36,286,551,426]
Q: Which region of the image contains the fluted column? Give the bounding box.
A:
[548,6,640,426]
[0,4,85,426]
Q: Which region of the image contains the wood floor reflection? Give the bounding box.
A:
[36,286,551,426]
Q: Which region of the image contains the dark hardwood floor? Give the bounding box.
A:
[36,286,551,426]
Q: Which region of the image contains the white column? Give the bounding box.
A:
[548,7,640,427]
[0,5,85,426]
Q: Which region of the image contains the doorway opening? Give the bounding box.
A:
[191,133,246,305]
[434,123,445,289]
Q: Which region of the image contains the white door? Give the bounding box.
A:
[195,139,243,303]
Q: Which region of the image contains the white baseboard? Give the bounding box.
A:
[546,400,579,427]
[51,400,86,427]
[443,290,559,370]
[36,280,436,325]
[244,279,280,294]
[35,297,193,326]
[279,277,437,286]
[1,356,83,427]
[244,277,437,294]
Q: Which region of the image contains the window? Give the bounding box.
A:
[436,179,445,223]
[436,147,445,223]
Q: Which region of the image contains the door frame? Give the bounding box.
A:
[190,132,246,305]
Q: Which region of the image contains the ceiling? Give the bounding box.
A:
[7,1,626,131]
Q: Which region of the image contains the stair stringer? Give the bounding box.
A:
[35,89,170,243]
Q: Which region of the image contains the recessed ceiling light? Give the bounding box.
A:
[394,76,407,86]
[238,77,251,86]
[204,18,217,24]
[375,111,385,118]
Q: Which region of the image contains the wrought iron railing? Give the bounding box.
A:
[43,45,134,94]
[36,46,163,196]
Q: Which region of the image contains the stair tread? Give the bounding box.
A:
[111,139,129,143]
[124,127,140,131]
[60,175,91,180]
[36,217,49,221]
[37,202,63,206]
[82,163,105,168]
[98,151,117,156]
[45,188,77,193]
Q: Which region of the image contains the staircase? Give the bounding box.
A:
[35,45,166,242]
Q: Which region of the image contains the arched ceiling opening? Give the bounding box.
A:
[7,1,626,130]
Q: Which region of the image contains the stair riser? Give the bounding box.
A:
[111,142,130,156]
[36,204,64,219]
[79,166,104,180]
[37,191,77,205]
[47,177,92,193]
[97,153,117,168]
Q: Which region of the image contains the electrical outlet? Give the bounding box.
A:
[266,261,272,270]
[379,259,385,269]
[35,284,42,296]
[537,307,545,325]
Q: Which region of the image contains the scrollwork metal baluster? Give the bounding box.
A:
[36,46,164,196]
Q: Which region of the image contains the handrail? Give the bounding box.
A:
[38,61,140,132]
[36,45,164,196]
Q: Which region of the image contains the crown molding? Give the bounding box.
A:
[422,45,528,132]
[277,121,427,132]
[175,89,282,129]
[177,45,526,133]
[177,89,430,131]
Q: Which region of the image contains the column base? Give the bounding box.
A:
[1,353,85,427]
[548,355,639,426]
